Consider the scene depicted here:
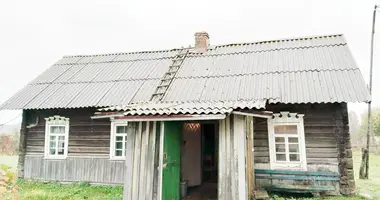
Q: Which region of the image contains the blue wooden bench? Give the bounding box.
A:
[255,169,340,193]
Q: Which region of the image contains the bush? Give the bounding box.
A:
[0,164,18,199]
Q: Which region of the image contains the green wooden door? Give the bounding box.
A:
[162,121,182,200]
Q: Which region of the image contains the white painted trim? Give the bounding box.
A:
[232,111,272,118]
[93,114,226,121]
[110,121,129,160]
[44,116,69,159]
[157,121,165,200]
[91,114,124,119]
[267,112,307,170]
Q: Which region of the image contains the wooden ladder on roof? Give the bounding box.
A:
[150,48,189,101]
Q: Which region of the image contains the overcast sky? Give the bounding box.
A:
[1,0,380,125]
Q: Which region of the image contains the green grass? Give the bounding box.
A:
[16,180,123,200]
[353,151,380,199]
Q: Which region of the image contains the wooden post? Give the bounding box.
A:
[17,110,27,178]
[362,5,378,180]
[245,116,255,199]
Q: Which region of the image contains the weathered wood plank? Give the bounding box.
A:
[138,122,150,199]
[218,115,227,200]
[24,156,124,184]
[234,114,247,200]
[146,122,156,200]
[131,122,142,200]
[225,115,232,200]
[157,122,165,200]
[124,122,137,200]
[246,116,255,199]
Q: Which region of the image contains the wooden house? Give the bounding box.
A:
[0,32,370,200]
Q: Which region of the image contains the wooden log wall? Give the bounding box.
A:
[253,103,355,195]
[26,108,112,156]
[254,103,340,167]
[334,103,355,195]
[22,108,128,184]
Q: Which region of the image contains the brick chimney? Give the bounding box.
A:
[194,32,209,53]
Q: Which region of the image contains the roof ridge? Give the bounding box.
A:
[212,33,344,48]
[62,47,189,58]
[175,68,361,79]
[62,34,344,58]
[187,43,347,57]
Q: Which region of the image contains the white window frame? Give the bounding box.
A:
[44,115,69,159]
[110,120,128,160]
[267,112,307,170]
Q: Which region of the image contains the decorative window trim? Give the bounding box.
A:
[267,112,307,170]
[44,115,69,159]
[110,120,128,160]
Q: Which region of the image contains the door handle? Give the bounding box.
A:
[162,160,176,168]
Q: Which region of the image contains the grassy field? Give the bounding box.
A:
[353,151,380,199]
[16,181,123,200]
[1,152,380,199]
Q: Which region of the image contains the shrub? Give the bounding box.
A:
[0,164,18,199]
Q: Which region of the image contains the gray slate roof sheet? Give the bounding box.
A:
[100,100,267,115]
[0,34,370,110]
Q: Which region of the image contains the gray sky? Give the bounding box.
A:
[1,0,380,125]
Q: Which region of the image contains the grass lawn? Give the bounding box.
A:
[353,151,380,199]
[2,152,380,199]
[15,181,123,200]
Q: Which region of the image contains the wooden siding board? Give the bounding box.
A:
[246,117,254,199]
[124,122,136,199]
[225,115,232,200]
[218,115,248,200]
[24,156,124,184]
[131,122,142,200]
[138,122,149,199]
[218,115,226,200]
[146,122,156,200]
[123,121,159,200]
[234,114,247,200]
[254,104,340,166]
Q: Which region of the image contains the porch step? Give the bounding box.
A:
[255,190,269,200]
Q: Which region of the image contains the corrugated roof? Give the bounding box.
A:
[100,100,266,115]
[0,34,370,110]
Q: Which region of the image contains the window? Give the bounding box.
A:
[44,115,69,159]
[110,121,128,159]
[268,112,307,170]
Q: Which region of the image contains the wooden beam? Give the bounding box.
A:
[232,111,272,119]
[233,114,247,200]
[245,116,255,199]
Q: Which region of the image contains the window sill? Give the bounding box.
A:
[43,156,67,160]
[109,157,126,161]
